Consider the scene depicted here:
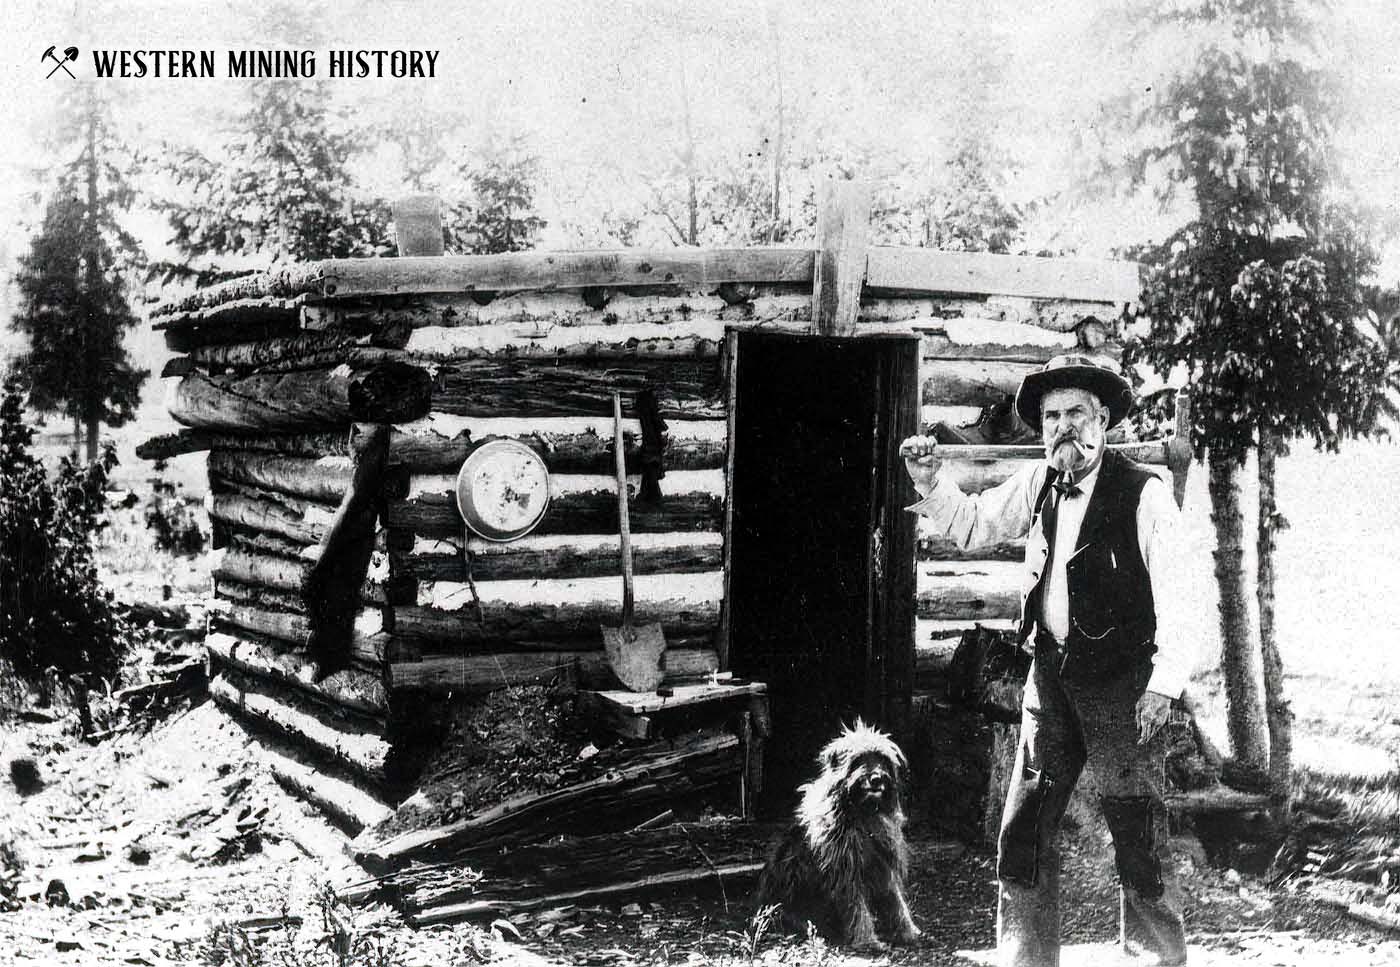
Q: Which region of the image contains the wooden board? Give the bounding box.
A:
[866,248,1141,305]
[320,249,816,299]
[353,732,741,867]
[387,647,720,694]
[812,179,871,336]
[170,364,431,431]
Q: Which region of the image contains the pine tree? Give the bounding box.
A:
[10,82,147,461]
[1111,0,1389,811]
[155,79,389,285]
[458,136,547,254]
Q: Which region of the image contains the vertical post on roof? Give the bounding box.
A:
[392,194,445,257]
[811,178,871,336]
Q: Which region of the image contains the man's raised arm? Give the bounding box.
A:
[899,435,1043,551]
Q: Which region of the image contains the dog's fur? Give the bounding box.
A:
[754,720,920,950]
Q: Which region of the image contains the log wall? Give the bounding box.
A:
[146,240,1142,821]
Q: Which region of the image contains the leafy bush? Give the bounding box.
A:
[0,376,128,688]
[144,468,207,555]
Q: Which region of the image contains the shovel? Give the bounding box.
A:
[601,392,667,692]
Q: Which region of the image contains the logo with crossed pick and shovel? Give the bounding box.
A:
[42,46,79,79]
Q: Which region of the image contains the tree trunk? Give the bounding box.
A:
[1207,451,1268,774]
[71,413,81,460]
[85,416,99,463]
[1256,430,1292,820]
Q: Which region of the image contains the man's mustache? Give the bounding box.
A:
[1050,433,1095,457]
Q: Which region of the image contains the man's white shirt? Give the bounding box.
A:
[908,459,1195,698]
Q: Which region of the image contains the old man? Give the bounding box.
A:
[902,354,1192,967]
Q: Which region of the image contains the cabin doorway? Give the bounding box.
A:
[725,331,919,816]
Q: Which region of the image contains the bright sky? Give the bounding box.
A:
[3,0,1400,294]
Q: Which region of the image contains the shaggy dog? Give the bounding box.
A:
[755,720,920,950]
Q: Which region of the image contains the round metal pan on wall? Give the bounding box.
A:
[454,439,552,542]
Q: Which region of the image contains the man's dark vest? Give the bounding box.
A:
[1019,448,1158,683]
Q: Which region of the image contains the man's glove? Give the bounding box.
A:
[1134,690,1174,745]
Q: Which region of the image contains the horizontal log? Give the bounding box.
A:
[397,532,724,583]
[404,321,724,360]
[914,619,1019,680]
[209,486,339,545]
[916,561,1021,621]
[866,248,1140,305]
[153,250,1134,322]
[259,735,395,834]
[922,358,1038,407]
[398,570,723,645]
[226,527,328,561]
[917,533,1024,562]
[387,470,725,538]
[214,548,388,605]
[387,647,720,695]
[209,451,354,503]
[190,327,412,374]
[375,415,727,474]
[210,670,393,784]
[318,287,811,332]
[319,249,816,299]
[206,631,388,716]
[170,362,431,431]
[212,601,388,664]
[136,429,354,462]
[152,293,305,327]
[430,358,723,420]
[354,731,740,867]
[214,579,308,615]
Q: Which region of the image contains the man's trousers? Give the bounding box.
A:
[995,651,1187,967]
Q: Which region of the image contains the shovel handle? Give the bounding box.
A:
[612,392,634,624]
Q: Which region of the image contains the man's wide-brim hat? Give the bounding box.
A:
[1014,354,1135,430]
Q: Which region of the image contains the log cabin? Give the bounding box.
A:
[142,182,1189,902]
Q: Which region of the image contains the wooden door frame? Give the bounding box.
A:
[718,328,918,732]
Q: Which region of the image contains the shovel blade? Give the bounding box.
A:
[601,623,667,692]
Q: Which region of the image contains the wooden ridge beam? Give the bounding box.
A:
[319,249,815,299]
[866,248,1141,304]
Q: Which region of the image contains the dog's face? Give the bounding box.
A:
[831,749,899,814]
[817,719,906,817]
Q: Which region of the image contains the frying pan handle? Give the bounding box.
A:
[612,392,635,623]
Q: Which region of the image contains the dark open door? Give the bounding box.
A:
[724,331,918,814]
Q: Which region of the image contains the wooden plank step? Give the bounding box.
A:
[576,680,768,740]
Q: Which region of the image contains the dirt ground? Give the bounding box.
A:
[3,701,1400,967]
